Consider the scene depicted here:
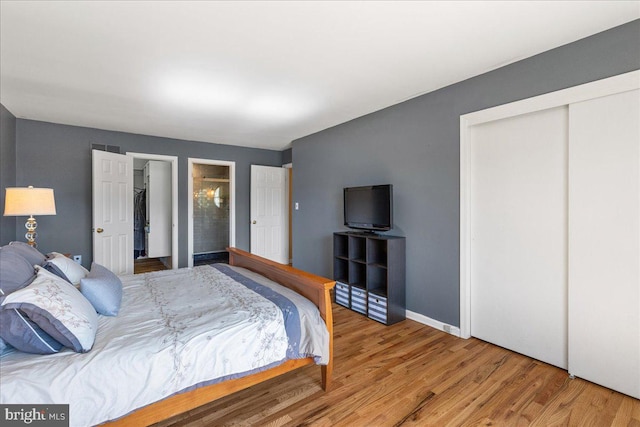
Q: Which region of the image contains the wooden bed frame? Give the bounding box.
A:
[106,247,335,426]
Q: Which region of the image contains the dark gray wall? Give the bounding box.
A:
[12,120,284,267]
[282,148,292,165]
[0,104,17,244]
[291,20,640,327]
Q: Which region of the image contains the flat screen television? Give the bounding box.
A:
[343,184,393,232]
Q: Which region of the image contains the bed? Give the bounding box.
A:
[0,245,335,427]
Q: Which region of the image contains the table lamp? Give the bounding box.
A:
[3,186,57,247]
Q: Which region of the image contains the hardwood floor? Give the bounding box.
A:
[134,258,168,274]
[154,304,640,427]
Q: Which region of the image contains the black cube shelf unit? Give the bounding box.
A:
[333,232,406,325]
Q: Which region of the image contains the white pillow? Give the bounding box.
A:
[47,252,89,285]
[1,266,98,353]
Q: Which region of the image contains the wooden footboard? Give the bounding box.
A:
[105,248,335,426]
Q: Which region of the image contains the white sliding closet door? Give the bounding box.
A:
[568,89,640,399]
[469,106,568,369]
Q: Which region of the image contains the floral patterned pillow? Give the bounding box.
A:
[1,267,98,353]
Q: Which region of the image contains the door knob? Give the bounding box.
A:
[96,228,104,233]
[252,220,257,224]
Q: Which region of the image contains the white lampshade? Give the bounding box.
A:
[4,186,57,216]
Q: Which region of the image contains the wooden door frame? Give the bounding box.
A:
[187,158,236,268]
[127,152,178,270]
[459,70,639,339]
[283,163,292,264]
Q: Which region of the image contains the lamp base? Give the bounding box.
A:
[24,216,38,248]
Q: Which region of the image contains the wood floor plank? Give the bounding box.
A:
[134,258,168,274]
[612,396,640,426]
[154,304,639,427]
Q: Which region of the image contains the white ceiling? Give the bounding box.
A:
[1,1,638,151]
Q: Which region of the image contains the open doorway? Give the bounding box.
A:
[188,158,236,267]
[129,153,178,274]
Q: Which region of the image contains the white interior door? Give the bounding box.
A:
[568,89,640,398]
[250,165,288,264]
[469,106,568,369]
[92,150,133,275]
[144,160,172,258]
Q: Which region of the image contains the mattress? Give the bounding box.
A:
[0,264,330,426]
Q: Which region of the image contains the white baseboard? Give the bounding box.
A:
[405,309,462,338]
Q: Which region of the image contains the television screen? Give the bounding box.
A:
[344,185,393,231]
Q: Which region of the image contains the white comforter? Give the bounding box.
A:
[0,265,330,426]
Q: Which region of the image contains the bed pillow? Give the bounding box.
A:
[0,337,15,356]
[46,252,89,285]
[1,267,98,353]
[0,308,64,354]
[42,262,72,285]
[80,262,123,316]
[7,241,46,266]
[0,248,37,296]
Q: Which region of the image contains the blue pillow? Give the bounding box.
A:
[0,337,13,356]
[80,262,123,316]
[0,248,36,296]
[7,241,46,267]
